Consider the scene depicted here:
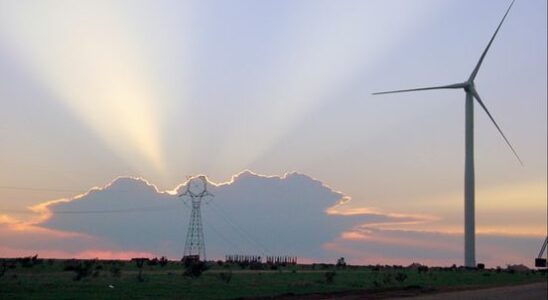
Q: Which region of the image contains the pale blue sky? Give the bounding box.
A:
[0,0,546,241]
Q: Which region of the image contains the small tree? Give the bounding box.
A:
[132,258,150,282]
[336,257,347,268]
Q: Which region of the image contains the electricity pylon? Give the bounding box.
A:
[179,175,213,262]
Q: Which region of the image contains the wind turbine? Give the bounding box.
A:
[373,0,522,268]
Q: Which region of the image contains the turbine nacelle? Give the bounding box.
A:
[463,81,474,93]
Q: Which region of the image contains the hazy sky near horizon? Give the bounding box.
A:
[0,0,546,263]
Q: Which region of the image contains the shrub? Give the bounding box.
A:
[148,258,159,266]
[183,261,208,278]
[395,272,407,284]
[17,256,35,268]
[110,266,121,277]
[237,261,249,269]
[218,271,232,283]
[66,263,93,281]
[249,262,264,270]
[324,271,336,284]
[417,266,429,273]
[0,262,7,278]
[159,256,169,267]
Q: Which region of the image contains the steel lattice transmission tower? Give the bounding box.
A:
[179,175,213,262]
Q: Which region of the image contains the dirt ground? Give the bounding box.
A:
[250,281,547,300]
[389,281,547,300]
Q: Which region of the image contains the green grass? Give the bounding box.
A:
[0,260,546,299]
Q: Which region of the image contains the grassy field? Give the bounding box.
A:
[0,258,546,299]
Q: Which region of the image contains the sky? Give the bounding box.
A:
[0,0,546,267]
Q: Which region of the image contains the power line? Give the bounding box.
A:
[1,179,273,258]
[0,185,152,194]
[181,200,240,254]
[0,205,179,215]
[208,201,271,256]
[0,186,85,193]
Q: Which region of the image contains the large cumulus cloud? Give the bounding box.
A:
[1,171,540,267]
[37,171,403,260]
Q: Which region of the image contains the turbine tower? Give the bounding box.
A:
[373,0,521,268]
[179,175,213,262]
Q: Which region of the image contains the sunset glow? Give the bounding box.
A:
[0,0,546,269]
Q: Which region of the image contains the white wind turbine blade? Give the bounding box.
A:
[468,0,515,82]
[372,82,465,95]
[470,88,523,165]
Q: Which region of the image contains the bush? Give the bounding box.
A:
[0,262,7,278]
[218,271,232,283]
[395,272,407,284]
[148,258,159,266]
[64,262,93,281]
[184,261,209,278]
[17,255,40,268]
[324,271,336,284]
[249,262,264,270]
[110,266,121,277]
[237,261,249,269]
[159,256,169,267]
[417,266,429,273]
